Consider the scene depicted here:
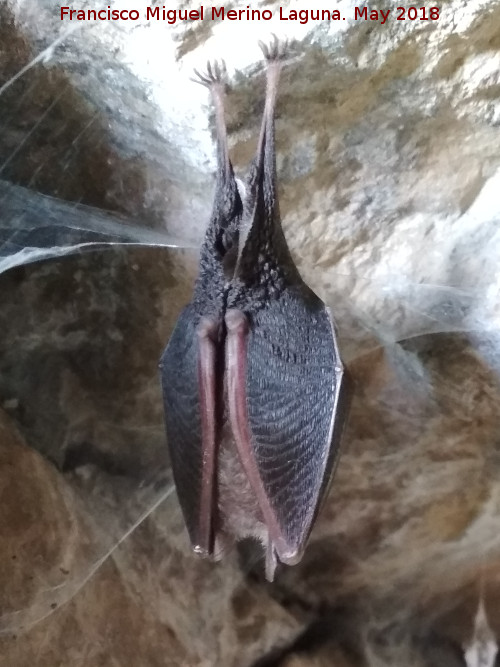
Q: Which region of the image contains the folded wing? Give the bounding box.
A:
[227,290,348,563]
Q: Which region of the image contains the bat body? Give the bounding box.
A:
[160,42,350,580]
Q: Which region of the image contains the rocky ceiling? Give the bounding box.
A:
[0,0,500,665]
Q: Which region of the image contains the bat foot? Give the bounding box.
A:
[192,60,227,89]
[259,35,288,63]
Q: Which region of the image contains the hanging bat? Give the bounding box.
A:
[159,39,350,581]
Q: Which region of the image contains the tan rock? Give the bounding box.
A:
[1,0,500,664]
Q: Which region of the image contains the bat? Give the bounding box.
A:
[159,39,350,581]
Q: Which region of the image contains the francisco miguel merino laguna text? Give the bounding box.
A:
[60,6,441,24]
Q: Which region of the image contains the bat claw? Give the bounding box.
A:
[193,545,208,556]
[192,59,228,88]
[259,35,288,63]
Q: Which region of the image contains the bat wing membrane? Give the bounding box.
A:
[159,304,217,555]
[228,290,347,563]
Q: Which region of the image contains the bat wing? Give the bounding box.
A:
[226,290,350,565]
[159,304,218,556]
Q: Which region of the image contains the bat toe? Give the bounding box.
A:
[192,59,227,88]
[259,35,288,63]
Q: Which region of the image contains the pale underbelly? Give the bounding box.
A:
[215,419,267,545]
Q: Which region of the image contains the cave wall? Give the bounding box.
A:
[1,1,500,665]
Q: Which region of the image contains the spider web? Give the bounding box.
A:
[0,179,191,275]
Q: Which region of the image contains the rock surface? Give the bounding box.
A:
[0,0,500,665]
